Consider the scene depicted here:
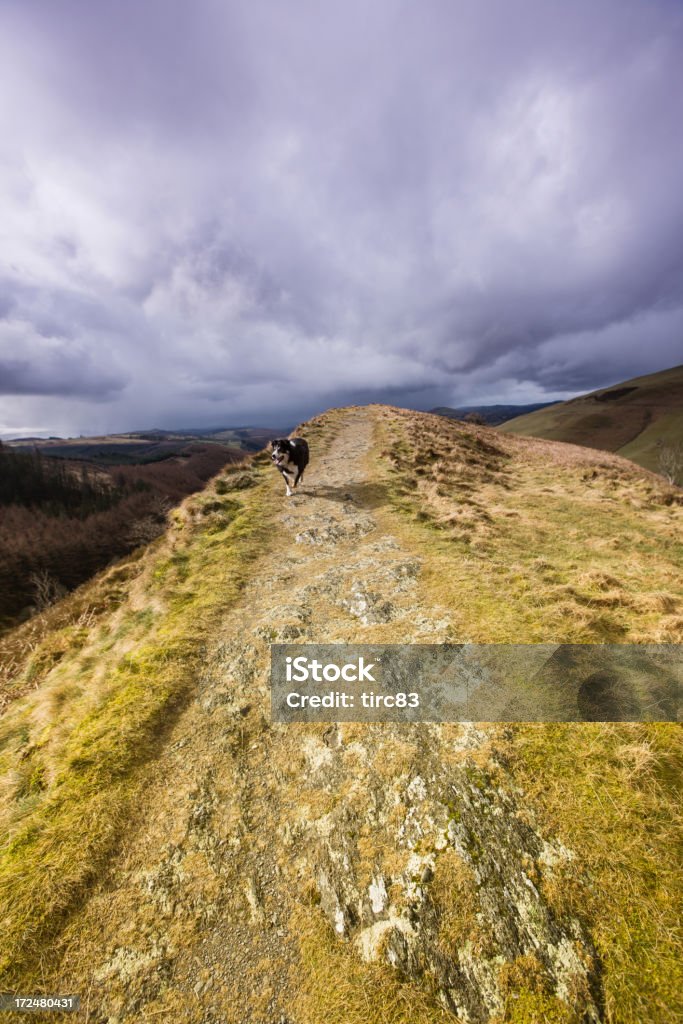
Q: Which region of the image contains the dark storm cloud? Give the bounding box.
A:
[0,0,682,434]
[0,331,127,397]
[0,356,126,398]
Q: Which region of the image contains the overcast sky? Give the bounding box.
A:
[1,0,682,436]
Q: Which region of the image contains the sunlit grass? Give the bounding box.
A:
[501,722,683,1024]
[0,455,274,987]
[372,407,682,1022]
[374,407,682,643]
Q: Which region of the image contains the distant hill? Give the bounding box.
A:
[430,402,556,425]
[6,425,282,460]
[500,364,683,478]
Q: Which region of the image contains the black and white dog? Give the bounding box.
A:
[270,437,309,496]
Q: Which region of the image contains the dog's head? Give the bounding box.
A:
[270,438,292,466]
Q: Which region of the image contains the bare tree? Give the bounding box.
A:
[657,442,683,486]
[29,569,67,611]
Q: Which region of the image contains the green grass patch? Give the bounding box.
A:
[0,456,275,988]
[501,723,683,1024]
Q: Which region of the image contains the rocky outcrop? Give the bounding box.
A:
[302,725,601,1022]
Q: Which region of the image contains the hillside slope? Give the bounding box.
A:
[499,364,683,476]
[0,441,242,629]
[0,407,681,1024]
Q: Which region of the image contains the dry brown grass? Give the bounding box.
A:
[373,406,682,643]
[291,905,452,1024]
[431,847,481,954]
[368,406,683,1022]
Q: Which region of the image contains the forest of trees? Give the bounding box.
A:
[0,442,241,627]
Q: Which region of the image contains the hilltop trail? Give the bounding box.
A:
[57,410,449,1017]
[53,408,602,1023]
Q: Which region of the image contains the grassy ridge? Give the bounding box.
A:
[0,454,275,987]
[1,404,681,1021]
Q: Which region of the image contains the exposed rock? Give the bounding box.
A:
[341,583,395,624]
[306,741,601,1023]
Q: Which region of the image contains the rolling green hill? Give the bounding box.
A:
[500,364,683,478]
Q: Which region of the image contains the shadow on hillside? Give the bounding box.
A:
[308,481,391,510]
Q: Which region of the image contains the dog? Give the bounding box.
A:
[270,437,309,496]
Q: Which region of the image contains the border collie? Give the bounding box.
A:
[270,437,309,496]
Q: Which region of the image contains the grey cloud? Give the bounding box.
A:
[0,0,681,433]
[0,354,127,398]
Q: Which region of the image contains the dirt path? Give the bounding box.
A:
[53,409,601,1024]
[55,410,442,1019]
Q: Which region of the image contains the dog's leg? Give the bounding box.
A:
[277,466,293,496]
